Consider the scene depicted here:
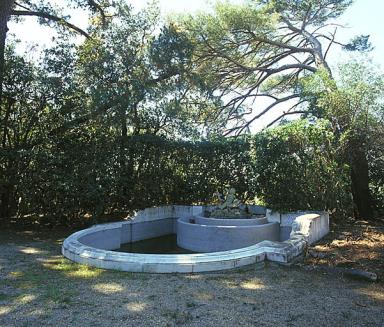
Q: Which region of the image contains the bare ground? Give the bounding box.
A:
[305,217,384,277]
[0,224,383,327]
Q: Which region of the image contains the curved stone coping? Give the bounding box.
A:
[62,223,266,273]
[193,215,268,226]
[62,208,329,273]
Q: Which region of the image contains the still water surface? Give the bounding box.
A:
[116,234,195,254]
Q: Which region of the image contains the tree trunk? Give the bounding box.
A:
[0,181,15,221]
[0,0,14,105]
[1,1,16,222]
[309,45,373,218]
[350,145,373,219]
[119,106,128,203]
[0,185,11,220]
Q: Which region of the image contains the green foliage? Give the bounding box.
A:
[5,118,356,225]
[0,48,359,223]
[122,135,254,208]
[0,3,224,224]
[301,60,384,214]
[2,0,383,225]
[262,0,353,25]
[12,133,255,225]
[368,110,384,213]
[0,45,364,224]
[253,119,352,213]
[343,35,373,52]
[307,60,384,134]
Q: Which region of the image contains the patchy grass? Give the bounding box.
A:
[42,258,104,279]
[43,285,78,304]
[162,308,193,324]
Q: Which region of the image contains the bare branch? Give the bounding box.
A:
[10,10,90,38]
[265,100,308,129]
[301,5,312,30]
[14,1,31,11]
[317,33,346,48]
[265,110,308,129]
[257,63,317,74]
[224,94,301,136]
[242,29,314,54]
[324,28,338,60]
[87,0,108,27]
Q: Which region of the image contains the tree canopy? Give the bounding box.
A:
[177,0,372,134]
[174,0,379,217]
[0,0,383,224]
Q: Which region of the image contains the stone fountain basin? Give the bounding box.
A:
[177,215,279,253]
[61,205,330,273]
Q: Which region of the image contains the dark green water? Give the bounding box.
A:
[116,234,195,254]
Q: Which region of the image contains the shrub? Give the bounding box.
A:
[252,119,353,214]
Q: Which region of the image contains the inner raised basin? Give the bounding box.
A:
[176,214,279,252]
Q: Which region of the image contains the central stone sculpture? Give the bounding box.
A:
[209,188,252,218]
[176,188,280,252]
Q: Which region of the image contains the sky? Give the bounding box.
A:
[7,0,384,130]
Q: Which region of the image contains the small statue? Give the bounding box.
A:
[210,188,249,218]
[213,191,224,204]
[218,188,241,210]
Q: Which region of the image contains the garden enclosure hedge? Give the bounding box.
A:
[1,120,356,226]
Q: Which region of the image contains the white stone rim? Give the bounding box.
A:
[61,209,329,272]
[63,222,278,264]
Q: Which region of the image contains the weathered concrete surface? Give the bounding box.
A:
[130,218,174,242]
[78,224,121,251]
[247,205,267,215]
[279,226,292,242]
[177,217,279,252]
[267,209,329,227]
[290,213,329,245]
[62,205,329,273]
[193,216,268,226]
[267,209,329,243]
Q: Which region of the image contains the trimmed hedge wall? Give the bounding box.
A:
[4,120,352,226]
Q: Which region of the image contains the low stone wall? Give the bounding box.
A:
[266,209,329,243]
[62,205,330,273]
[77,206,204,248]
[177,216,279,252]
[290,213,329,245]
[193,216,269,226]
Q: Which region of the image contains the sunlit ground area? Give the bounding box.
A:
[1,226,383,327]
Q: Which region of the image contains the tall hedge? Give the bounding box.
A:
[4,119,353,226]
[253,119,352,213]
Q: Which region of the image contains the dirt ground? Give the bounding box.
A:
[305,217,384,277]
[0,222,383,327]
